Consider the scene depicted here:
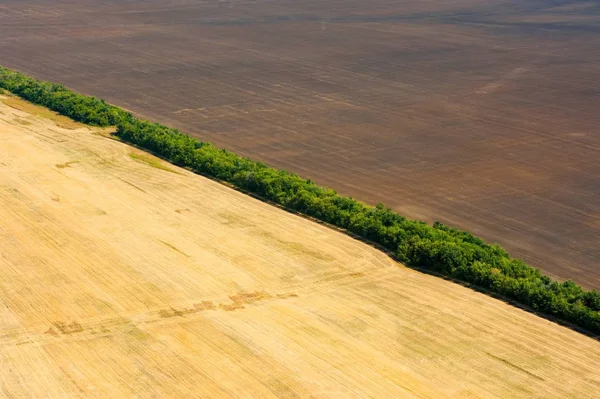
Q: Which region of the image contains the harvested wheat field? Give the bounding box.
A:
[1,97,599,398]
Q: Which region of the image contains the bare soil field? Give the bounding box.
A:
[0,0,599,287]
[2,96,600,398]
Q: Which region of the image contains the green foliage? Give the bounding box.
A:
[0,66,130,126]
[3,65,599,335]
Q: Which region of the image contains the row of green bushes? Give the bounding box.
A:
[0,66,130,126]
[2,65,599,335]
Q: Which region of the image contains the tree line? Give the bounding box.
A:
[2,65,599,335]
[0,67,130,126]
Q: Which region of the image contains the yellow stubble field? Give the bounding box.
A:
[0,96,599,398]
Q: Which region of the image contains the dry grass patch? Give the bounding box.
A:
[129,151,180,174]
[12,117,31,126]
[91,128,117,138]
[1,94,83,129]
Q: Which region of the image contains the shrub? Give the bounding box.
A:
[0,66,130,126]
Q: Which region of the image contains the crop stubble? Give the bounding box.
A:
[1,96,600,397]
[0,0,599,287]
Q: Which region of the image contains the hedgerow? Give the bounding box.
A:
[2,66,599,335]
[0,66,130,126]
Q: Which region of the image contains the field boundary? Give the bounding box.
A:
[1,65,599,337]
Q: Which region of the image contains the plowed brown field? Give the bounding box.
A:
[0,0,599,289]
[1,96,600,398]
